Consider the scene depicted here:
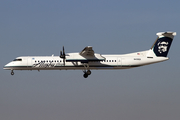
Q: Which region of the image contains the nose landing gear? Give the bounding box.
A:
[11,70,14,75]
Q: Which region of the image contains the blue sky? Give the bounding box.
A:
[1,0,180,120]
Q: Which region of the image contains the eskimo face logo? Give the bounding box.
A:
[158,41,168,53]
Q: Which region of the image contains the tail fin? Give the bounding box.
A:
[150,32,176,57]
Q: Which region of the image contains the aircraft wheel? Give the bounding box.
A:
[11,71,14,75]
[86,70,91,75]
[83,73,88,78]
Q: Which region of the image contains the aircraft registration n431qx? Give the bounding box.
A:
[4,31,176,78]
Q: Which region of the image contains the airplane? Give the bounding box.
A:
[4,31,176,78]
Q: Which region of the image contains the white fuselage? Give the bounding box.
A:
[4,50,169,71]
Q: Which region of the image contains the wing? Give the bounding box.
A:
[66,46,105,62]
[79,46,105,61]
[80,46,94,56]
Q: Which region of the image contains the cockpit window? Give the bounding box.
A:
[13,59,22,61]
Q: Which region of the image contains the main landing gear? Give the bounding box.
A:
[11,70,14,75]
[83,70,91,78]
[83,63,91,78]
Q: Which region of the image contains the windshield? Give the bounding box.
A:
[13,59,22,61]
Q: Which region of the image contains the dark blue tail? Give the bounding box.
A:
[151,32,176,57]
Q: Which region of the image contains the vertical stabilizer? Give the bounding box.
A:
[150,32,176,57]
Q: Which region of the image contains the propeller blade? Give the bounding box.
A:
[63,46,65,55]
[63,58,65,65]
[60,46,65,59]
[60,46,66,66]
[60,51,62,56]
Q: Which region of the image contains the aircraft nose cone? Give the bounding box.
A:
[3,65,7,69]
[3,64,9,69]
[3,63,12,70]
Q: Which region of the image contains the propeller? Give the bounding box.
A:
[60,46,66,65]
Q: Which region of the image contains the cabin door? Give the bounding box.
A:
[117,57,121,67]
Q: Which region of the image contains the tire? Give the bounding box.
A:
[83,73,88,78]
[11,72,14,75]
[86,70,91,75]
